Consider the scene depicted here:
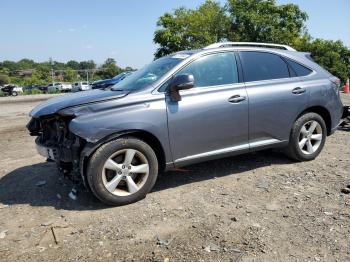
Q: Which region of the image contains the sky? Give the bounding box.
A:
[0,0,349,69]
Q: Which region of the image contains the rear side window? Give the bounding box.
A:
[239,51,290,82]
[285,58,312,77]
[176,52,238,88]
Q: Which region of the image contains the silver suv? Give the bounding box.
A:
[27,42,344,205]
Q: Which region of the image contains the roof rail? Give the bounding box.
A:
[203,42,296,51]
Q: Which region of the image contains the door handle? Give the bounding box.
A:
[228,95,246,103]
[292,87,306,94]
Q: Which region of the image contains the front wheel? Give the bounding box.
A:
[285,112,327,161]
[87,137,158,206]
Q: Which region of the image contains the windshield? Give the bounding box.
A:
[111,55,186,91]
[112,72,127,80]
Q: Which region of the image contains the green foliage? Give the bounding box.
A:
[64,68,78,82]
[0,91,5,97]
[47,89,61,94]
[153,0,350,81]
[79,60,96,70]
[22,89,43,95]
[96,58,122,79]
[227,0,308,44]
[66,60,80,70]
[0,74,10,85]
[0,58,134,87]
[153,0,307,57]
[294,38,350,82]
[154,0,230,58]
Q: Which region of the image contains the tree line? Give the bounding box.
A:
[1,0,349,86]
[154,0,350,82]
[0,58,134,86]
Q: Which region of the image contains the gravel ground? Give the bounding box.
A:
[0,93,349,261]
[0,93,63,104]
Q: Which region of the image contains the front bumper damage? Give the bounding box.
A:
[27,115,85,184]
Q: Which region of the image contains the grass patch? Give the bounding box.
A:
[22,89,44,95]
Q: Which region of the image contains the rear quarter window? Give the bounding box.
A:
[239,51,290,82]
[285,58,313,77]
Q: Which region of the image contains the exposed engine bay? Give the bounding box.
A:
[27,115,85,183]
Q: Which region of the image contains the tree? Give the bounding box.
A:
[153,0,350,82]
[66,60,80,70]
[64,68,77,82]
[295,37,350,82]
[79,60,96,70]
[226,0,308,45]
[154,0,309,57]
[0,74,10,85]
[154,0,230,58]
[97,58,121,79]
[17,59,36,70]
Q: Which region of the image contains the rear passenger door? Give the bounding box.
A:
[238,51,310,148]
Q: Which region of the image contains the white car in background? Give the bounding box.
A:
[47,82,72,92]
[72,81,91,92]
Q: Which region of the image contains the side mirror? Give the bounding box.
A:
[168,74,194,102]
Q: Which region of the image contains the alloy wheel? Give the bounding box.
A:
[102,149,149,196]
[298,120,323,155]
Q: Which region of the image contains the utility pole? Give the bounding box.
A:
[50,57,54,85]
[86,70,89,83]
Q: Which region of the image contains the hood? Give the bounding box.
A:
[30,89,129,117]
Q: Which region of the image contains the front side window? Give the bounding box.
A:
[175,52,238,88]
[239,51,290,82]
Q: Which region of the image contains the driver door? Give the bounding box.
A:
[166,52,249,166]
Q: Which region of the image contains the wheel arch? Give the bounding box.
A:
[297,106,332,135]
[80,129,167,186]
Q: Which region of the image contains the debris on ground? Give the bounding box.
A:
[204,243,220,252]
[0,230,8,239]
[156,235,174,247]
[0,203,9,209]
[256,179,269,190]
[68,188,77,200]
[51,227,58,244]
[41,220,55,226]
[35,180,47,187]
[265,202,281,211]
[341,188,350,194]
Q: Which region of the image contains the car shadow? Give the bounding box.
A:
[339,123,350,132]
[0,149,293,211]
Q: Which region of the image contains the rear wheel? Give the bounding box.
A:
[87,137,158,206]
[285,112,326,161]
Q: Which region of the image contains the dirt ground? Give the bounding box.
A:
[0,94,349,262]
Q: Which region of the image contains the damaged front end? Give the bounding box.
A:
[27,115,86,184]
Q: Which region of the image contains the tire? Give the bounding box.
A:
[87,137,158,206]
[12,91,18,96]
[285,112,327,161]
